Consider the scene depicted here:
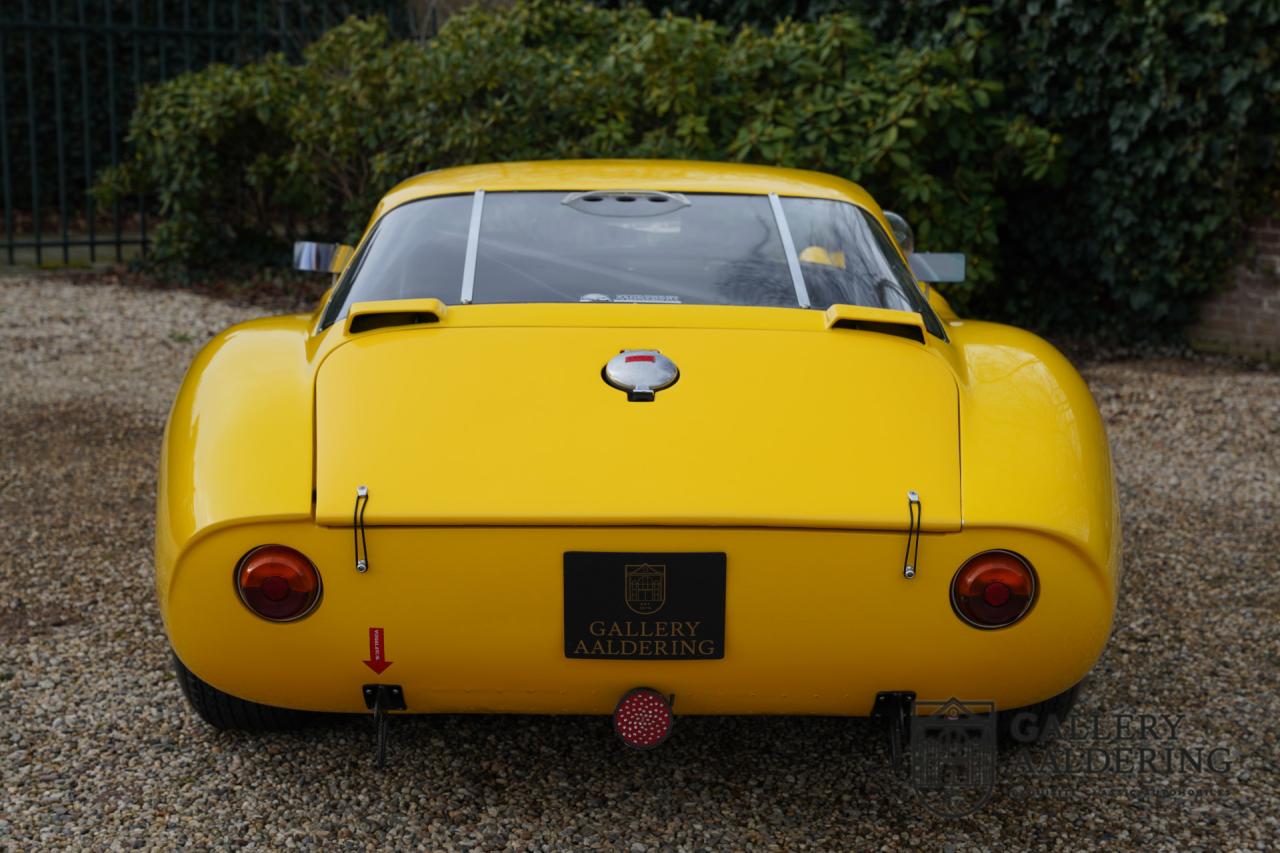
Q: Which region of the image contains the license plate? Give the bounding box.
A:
[564,552,726,660]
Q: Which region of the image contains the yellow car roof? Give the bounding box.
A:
[373,159,881,221]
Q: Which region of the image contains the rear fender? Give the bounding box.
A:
[156,315,317,621]
[953,321,1121,602]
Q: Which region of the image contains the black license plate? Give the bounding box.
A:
[564,552,726,660]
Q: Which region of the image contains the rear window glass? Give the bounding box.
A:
[323,191,943,338]
[474,192,793,307]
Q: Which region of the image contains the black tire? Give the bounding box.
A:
[997,682,1082,747]
[173,654,310,731]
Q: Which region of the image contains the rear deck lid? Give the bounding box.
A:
[314,320,961,530]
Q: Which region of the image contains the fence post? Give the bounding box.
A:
[22,0,42,265]
[105,0,122,261]
[77,0,95,262]
[1,27,13,265]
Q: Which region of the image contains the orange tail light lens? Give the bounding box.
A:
[951,550,1037,629]
[236,545,322,622]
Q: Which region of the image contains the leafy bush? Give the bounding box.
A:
[590,0,846,28]
[97,59,301,267]
[891,0,1279,337]
[599,0,1280,337]
[98,0,1055,310]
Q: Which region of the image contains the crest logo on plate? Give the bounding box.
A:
[624,564,666,615]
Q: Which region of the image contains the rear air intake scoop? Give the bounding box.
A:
[824,303,926,344]
[345,298,447,335]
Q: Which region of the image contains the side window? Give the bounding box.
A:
[780,197,947,339]
[856,210,948,340]
[320,195,472,328]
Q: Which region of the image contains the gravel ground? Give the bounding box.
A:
[1,275,1277,851]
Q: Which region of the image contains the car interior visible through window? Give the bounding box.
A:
[321,191,945,338]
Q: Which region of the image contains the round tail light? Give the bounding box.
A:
[236,545,321,622]
[951,550,1037,629]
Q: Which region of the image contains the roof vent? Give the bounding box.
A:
[562,190,690,217]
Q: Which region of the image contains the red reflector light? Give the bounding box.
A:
[982,581,1011,607]
[236,545,322,622]
[613,687,673,749]
[951,550,1036,629]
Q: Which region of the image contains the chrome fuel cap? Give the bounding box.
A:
[603,350,679,402]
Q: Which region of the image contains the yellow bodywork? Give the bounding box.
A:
[156,160,1120,716]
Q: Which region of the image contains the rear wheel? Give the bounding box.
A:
[998,682,1082,746]
[173,655,310,731]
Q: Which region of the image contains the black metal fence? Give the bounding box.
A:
[0,1,422,266]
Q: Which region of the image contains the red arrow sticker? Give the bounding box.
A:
[363,627,393,674]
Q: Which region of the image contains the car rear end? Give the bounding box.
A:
[164,518,1112,716]
[157,162,1118,735]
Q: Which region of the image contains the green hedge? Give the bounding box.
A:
[97,0,1055,313]
[597,0,1280,337]
[98,0,1280,338]
[887,0,1279,337]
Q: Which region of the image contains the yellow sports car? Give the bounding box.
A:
[157,160,1119,760]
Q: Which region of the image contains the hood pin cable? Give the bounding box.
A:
[354,485,370,573]
[903,490,921,579]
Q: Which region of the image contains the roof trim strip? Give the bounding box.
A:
[768,192,811,310]
[460,189,485,305]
